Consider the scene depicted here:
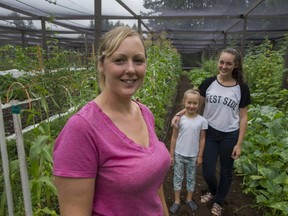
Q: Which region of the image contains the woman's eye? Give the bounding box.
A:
[134,58,145,64]
[114,58,126,64]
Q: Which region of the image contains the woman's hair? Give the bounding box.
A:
[97,26,146,91]
[182,88,200,104]
[219,48,245,85]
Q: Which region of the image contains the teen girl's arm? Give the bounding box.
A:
[170,127,179,165]
[231,106,248,159]
[157,184,169,216]
[199,95,205,115]
[171,109,185,128]
[197,129,206,165]
[54,176,95,216]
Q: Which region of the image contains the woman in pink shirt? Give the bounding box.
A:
[53,26,170,216]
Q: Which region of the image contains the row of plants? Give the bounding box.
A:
[0,67,98,215]
[187,39,288,215]
[0,44,94,105]
[137,35,181,136]
[0,40,98,215]
[0,34,181,215]
[0,43,86,72]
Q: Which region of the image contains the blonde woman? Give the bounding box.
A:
[53,26,170,216]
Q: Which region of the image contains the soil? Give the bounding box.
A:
[162,75,264,216]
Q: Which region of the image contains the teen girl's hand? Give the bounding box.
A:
[231,144,241,159]
[197,156,203,166]
[171,109,186,128]
[171,115,180,128]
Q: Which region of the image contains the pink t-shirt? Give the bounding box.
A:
[53,101,170,216]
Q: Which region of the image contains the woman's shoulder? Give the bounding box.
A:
[134,101,155,123]
[206,75,217,81]
[134,101,151,113]
[239,83,251,96]
[66,101,101,127]
[201,76,217,86]
[199,76,217,95]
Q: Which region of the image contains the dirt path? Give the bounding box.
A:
[162,75,263,216]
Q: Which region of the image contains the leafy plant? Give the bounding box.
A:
[136,35,181,136]
[244,39,287,111]
[234,105,288,215]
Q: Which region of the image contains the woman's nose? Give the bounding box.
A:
[125,60,136,72]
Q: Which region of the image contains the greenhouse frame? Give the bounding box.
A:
[0,0,287,56]
[1,1,288,216]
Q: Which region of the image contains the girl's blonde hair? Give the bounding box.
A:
[97,26,146,91]
[182,88,200,104]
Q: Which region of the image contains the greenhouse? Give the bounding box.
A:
[0,0,288,215]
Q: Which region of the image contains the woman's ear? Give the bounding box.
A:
[98,62,104,74]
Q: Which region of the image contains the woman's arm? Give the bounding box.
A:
[197,129,206,165]
[199,96,205,115]
[54,176,95,216]
[170,127,179,165]
[171,109,185,128]
[157,184,169,216]
[231,106,248,159]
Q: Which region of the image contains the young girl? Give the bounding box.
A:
[169,89,208,214]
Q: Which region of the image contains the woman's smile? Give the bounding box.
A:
[120,78,137,84]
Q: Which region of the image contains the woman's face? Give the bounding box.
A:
[101,36,146,98]
[217,52,237,77]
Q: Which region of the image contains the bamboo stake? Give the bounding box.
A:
[10,100,33,216]
[0,98,14,216]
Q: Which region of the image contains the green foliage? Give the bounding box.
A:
[0,45,39,71]
[0,74,18,102]
[0,65,97,215]
[0,68,97,114]
[234,105,288,215]
[186,59,216,87]
[0,44,85,72]
[45,47,84,69]
[28,126,57,215]
[244,39,287,111]
[0,114,73,215]
[136,36,181,135]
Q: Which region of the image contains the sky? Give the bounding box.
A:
[0,0,150,30]
[0,0,148,17]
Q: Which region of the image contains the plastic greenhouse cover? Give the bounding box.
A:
[0,0,287,54]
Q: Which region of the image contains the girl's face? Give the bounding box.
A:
[218,52,237,77]
[184,93,199,115]
[101,36,146,99]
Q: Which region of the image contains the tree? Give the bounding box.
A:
[8,12,36,29]
[87,19,127,31]
[142,0,251,31]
